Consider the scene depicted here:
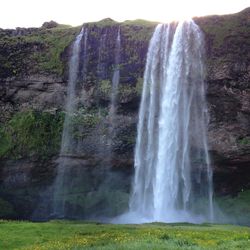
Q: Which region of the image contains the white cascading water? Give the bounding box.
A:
[127,21,214,223]
[109,27,121,146]
[52,27,86,217]
[61,28,86,153]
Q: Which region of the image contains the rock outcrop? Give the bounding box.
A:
[0,9,249,219]
[195,9,250,194]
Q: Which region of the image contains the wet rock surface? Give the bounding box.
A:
[0,9,249,218]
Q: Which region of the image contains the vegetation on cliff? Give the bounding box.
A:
[0,25,80,78]
[0,9,249,221]
[197,9,250,49]
[0,111,64,159]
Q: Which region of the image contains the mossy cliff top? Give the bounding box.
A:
[0,24,81,78]
[0,18,156,79]
[195,7,250,82]
[0,9,249,165]
[0,8,249,81]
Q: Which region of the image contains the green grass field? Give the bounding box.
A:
[0,220,249,250]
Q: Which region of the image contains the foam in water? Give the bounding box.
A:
[116,21,214,224]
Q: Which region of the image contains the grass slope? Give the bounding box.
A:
[0,220,249,250]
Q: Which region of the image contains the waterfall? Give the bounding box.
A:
[109,27,121,148]
[96,30,108,155]
[97,30,108,83]
[52,27,87,218]
[128,21,214,223]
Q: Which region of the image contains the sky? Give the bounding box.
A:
[1,0,250,28]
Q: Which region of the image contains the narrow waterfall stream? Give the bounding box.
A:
[109,27,121,147]
[52,28,87,218]
[127,21,214,223]
[51,26,125,219]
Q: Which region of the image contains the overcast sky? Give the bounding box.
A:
[1,0,249,28]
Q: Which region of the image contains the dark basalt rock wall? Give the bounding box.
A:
[0,10,249,219]
[195,9,250,194]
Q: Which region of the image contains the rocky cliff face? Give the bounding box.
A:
[0,10,249,220]
[195,9,250,194]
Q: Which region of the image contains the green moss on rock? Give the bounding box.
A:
[237,137,250,145]
[68,108,102,139]
[99,77,143,101]
[0,110,64,159]
[100,80,112,98]
[0,26,80,77]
